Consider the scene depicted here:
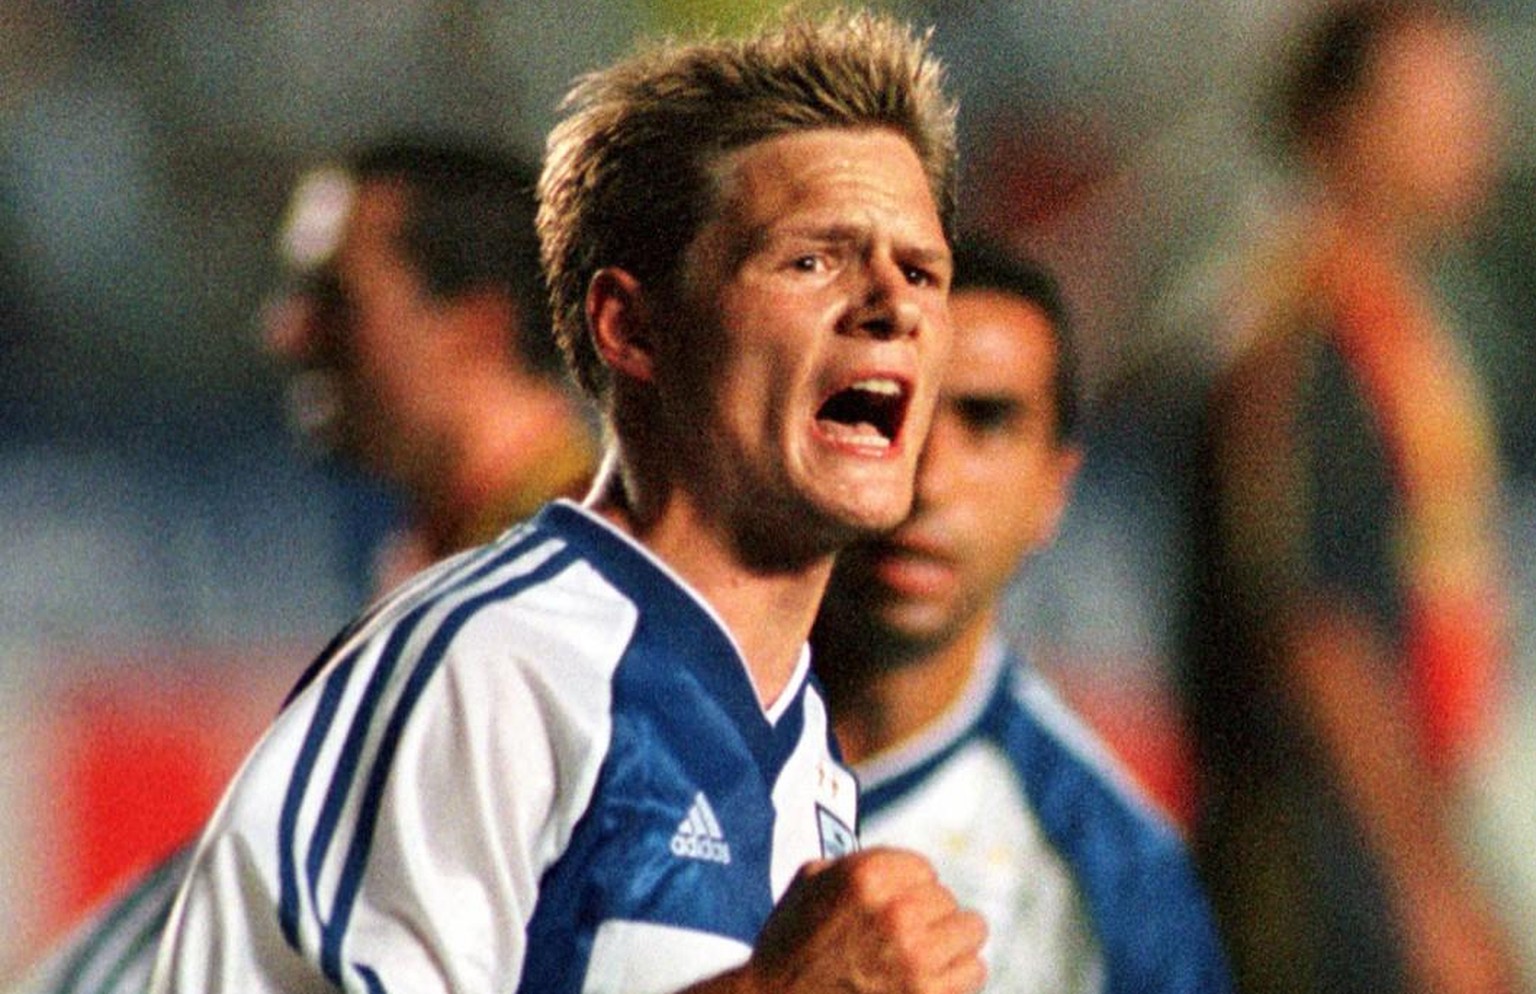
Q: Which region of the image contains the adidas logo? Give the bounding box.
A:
[670,791,732,865]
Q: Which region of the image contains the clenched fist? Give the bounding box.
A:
[745,847,987,994]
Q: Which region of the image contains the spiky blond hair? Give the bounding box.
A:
[537,7,957,403]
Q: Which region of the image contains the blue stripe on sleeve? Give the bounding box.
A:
[277,529,543,958]
[318,545,580,983]
[279,643,363,949]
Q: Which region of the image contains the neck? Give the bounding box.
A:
[588,461,835,709]
[1316,185,1436,265]
[823,614,993,767]
[413,381,590,557]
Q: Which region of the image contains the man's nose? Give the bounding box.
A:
[848,257,923,341]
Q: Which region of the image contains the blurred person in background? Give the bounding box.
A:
[5,137,597,994]
[1182,3,1525,992]
[813,240,1232,994]
[262,139,597,590]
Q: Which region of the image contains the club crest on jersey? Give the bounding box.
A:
[817,803,857,858]
[671,791,732,864]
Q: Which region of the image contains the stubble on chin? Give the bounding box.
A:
[732,490,909,574]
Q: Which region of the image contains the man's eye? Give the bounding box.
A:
[792,255,824,272]
[903,265,936,287]
[957,398,1017,434]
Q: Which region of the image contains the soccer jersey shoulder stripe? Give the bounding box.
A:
[302,538,550,940]
[279,525,537,940]
[279,543,487,711]
[990,659,1232,994]
[319,544,581,980]
[276,529,534,948]
[276,522,574,979]
[1007,666,1169,833]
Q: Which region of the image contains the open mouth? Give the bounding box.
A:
[815,377,910,451]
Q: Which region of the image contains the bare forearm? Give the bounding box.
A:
[1283,607,1456,889]
[1282,604,1520,993]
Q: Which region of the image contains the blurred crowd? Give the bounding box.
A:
[4,0,1536,989]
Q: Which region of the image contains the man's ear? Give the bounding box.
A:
[586,267,655,384]
[1038,443,1084,547]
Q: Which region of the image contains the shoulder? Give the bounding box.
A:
[221,514,648,851]
[1000,669,1234,988]
[996,666,1184,850]
[309,513,642,714]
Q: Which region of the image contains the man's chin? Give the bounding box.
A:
[829,491,914,542]
[735,488,910,570]
[828,570,954,641]
[851,613,957,664]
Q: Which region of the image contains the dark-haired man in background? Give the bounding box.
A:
[266,140,596,590]
[814,241,1232,994]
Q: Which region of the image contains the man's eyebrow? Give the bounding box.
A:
[902,243,952,270]
[737,220,841,253]
[744,222,949,275]
[953,392,1032,418]
[787,223,950,261]
[773,221,864,245]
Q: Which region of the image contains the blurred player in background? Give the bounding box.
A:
[814,240,1232,994]
[152,10,986,994]
[1185,3,1525,992]
[7,138,597,994]
[266,139,597,590]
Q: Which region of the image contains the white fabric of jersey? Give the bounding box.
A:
[855,638,1232,994]
[149,500,858,994]
[861,735,1103,994]
[3,845,190,994]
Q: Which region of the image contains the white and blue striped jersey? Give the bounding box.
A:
[4,846,190,994]
[150,500,858,994]
[855,639,1231,994]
